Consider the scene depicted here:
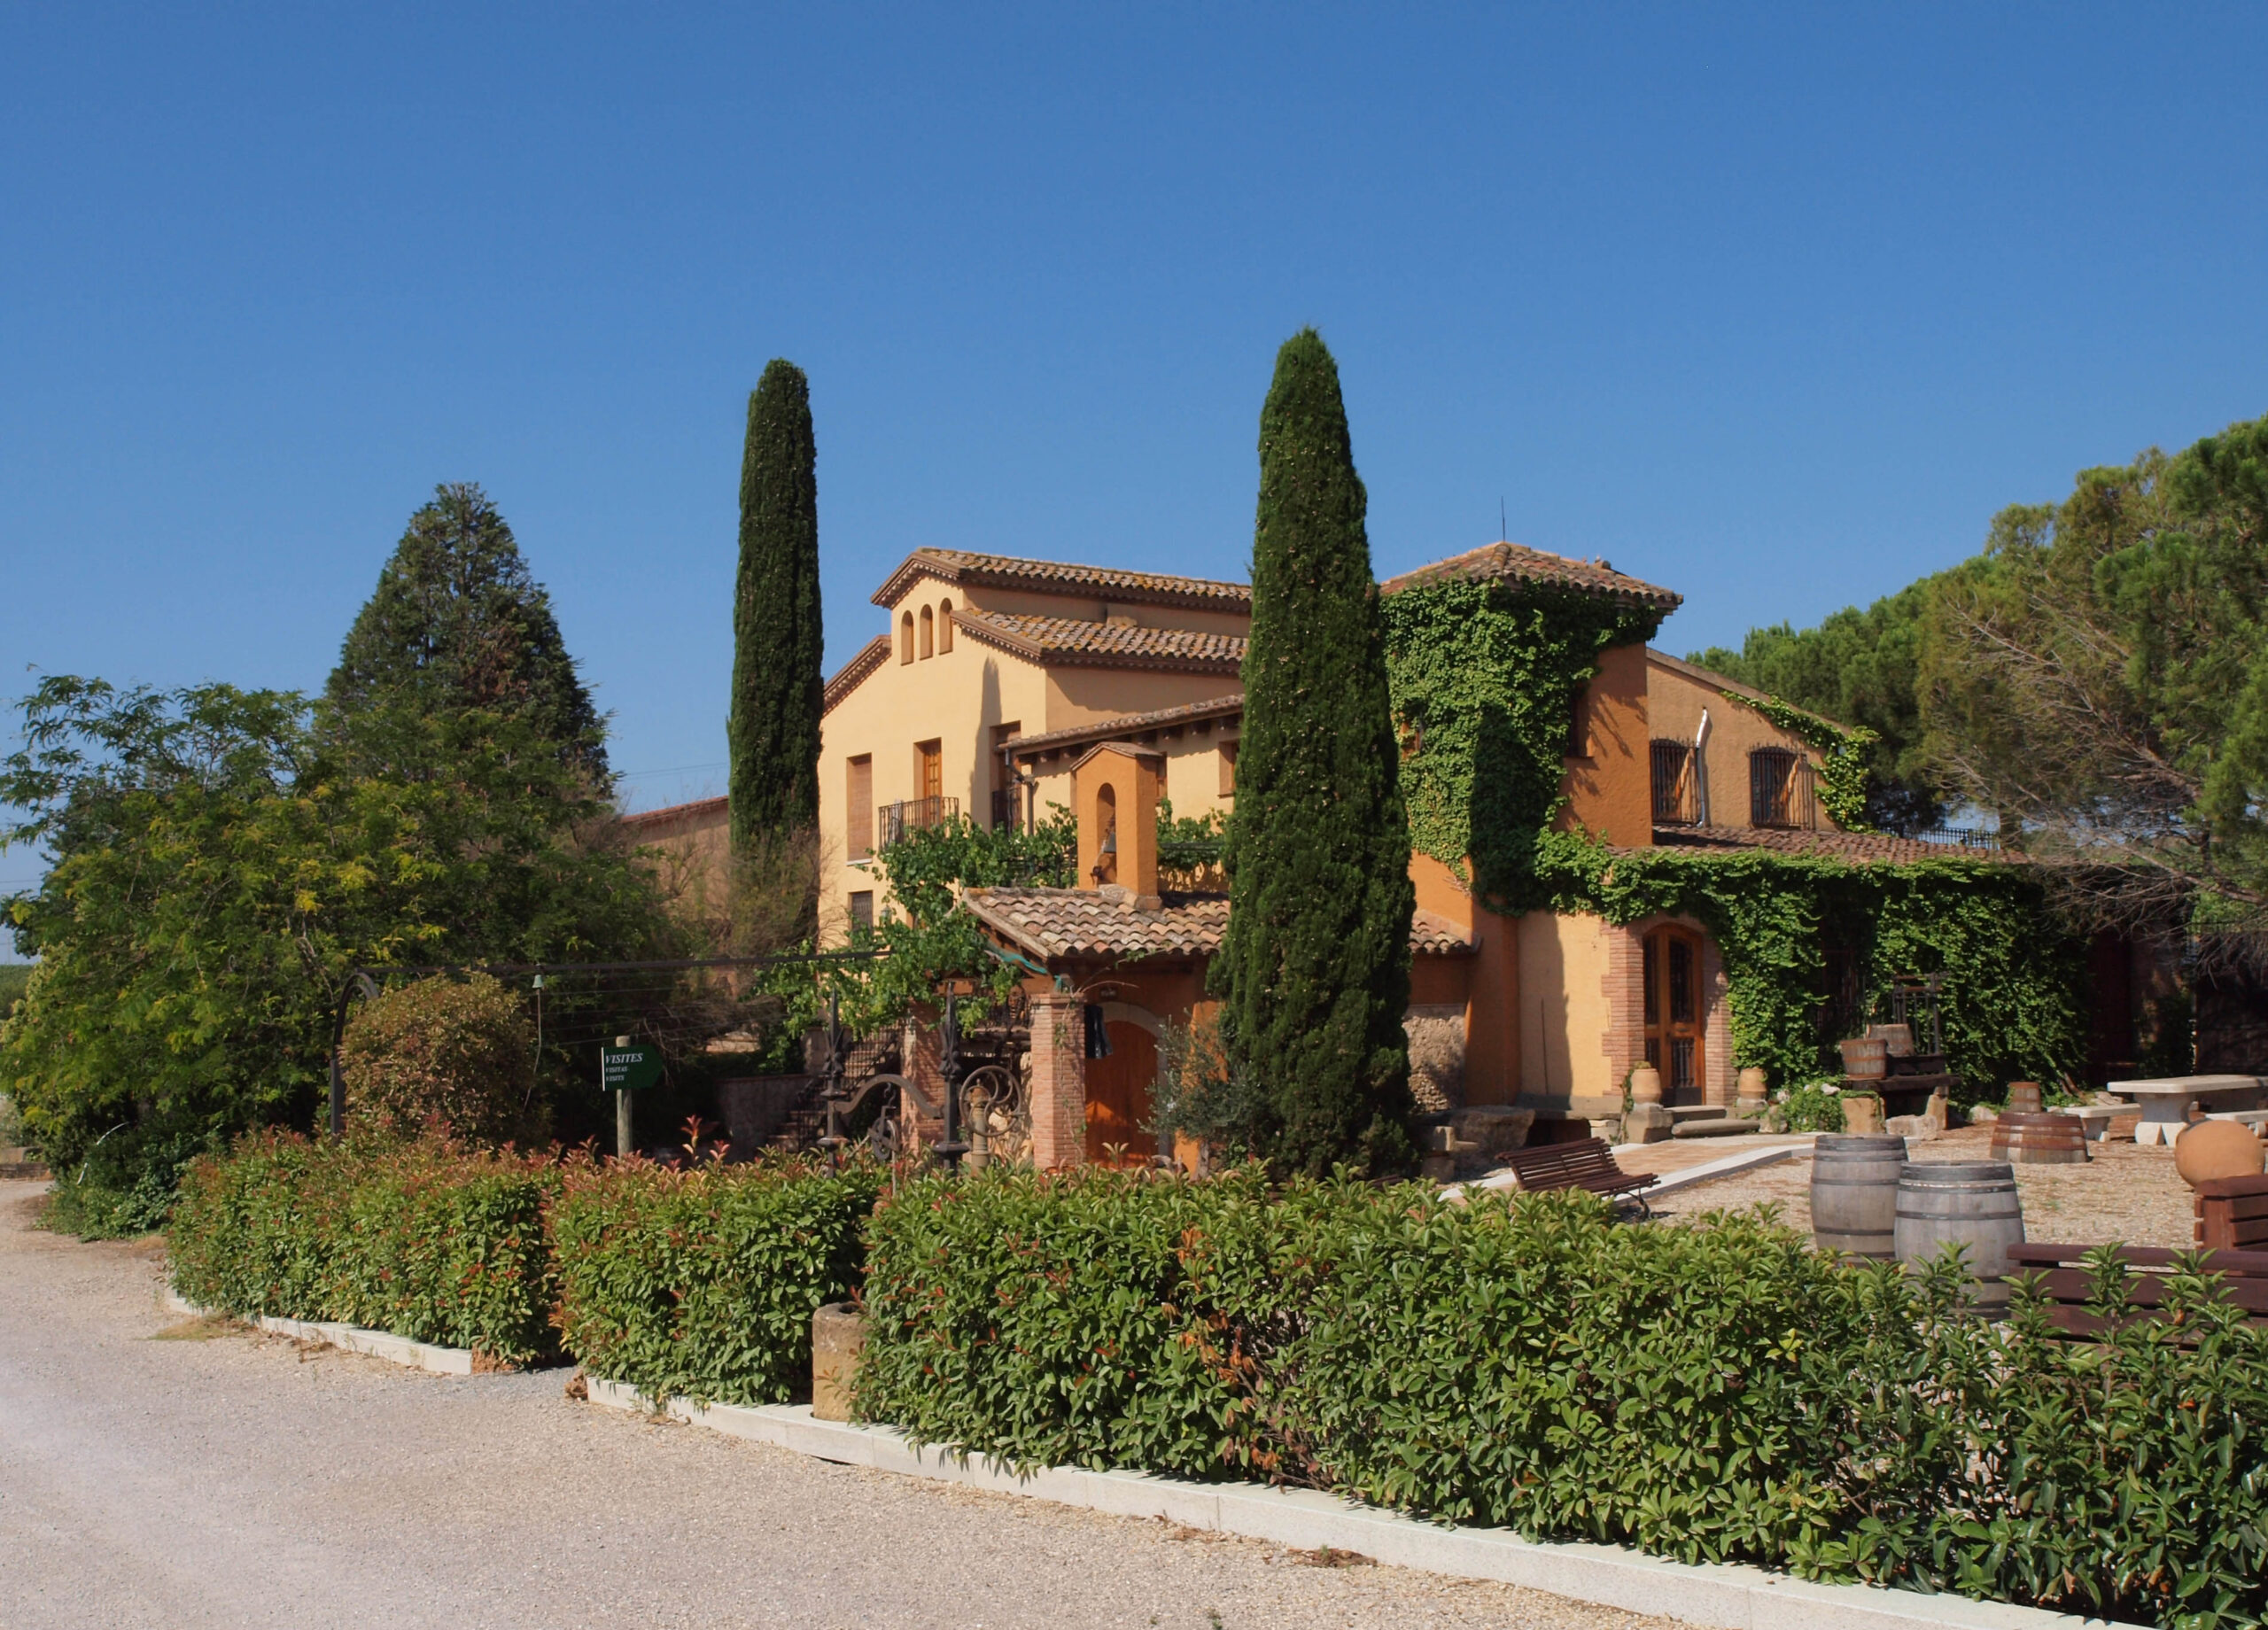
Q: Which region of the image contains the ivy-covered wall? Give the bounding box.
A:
[1380,577,2090,1099]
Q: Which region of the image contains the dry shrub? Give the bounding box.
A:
[342,973,541,1145]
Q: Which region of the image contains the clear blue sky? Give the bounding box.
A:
[4,4,2266,853]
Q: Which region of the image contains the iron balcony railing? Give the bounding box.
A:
[1750,751,1818,830]
[1650,740,1698,826]
[879,796,958,846]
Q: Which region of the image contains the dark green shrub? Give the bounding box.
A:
[342,974,541,1145]
[548,1154,882,1407]
[166,1131,560,1364]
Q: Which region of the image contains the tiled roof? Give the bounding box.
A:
[821,633,895,715]
[873,548,1253,612]
[1646,826,2016,865]
[953,609,1247,673]
[1006,695,1246,759]
[962,886,1475,963]
[1383,542,1682,612]
[618,795,727,829]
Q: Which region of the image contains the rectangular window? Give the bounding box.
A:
[849,890,874,942]
[1750,749,1798,828]
[1650,740,1696,825]
[1217,738,1239,796]
[846,755,873,859]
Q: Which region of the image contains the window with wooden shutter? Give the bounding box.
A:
[847,756,873,859]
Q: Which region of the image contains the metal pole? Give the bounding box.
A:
[613,1034,632,1159]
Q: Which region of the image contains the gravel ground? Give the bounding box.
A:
[1646,1125,2197,1247]
[0,1181,1682,1630]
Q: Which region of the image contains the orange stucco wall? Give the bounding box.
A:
[1560,641,1651,847]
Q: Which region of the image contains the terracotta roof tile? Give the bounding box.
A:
[962,886,1474,963]
[1006,695,1246,759]
[953,609,1247,672]
[1645,826,2016,865]
[1383,542,1682,611]
[874,548,1252,611]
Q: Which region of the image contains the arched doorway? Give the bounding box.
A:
[1084,1019,1157,1164]
[1643,924,1706,1102]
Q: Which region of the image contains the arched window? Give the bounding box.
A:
[1091,782,1118,886]
[919,606,934,659]
[899,611,914,664]
[936,599,953,653]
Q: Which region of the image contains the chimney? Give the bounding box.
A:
[1070,741,1161,908]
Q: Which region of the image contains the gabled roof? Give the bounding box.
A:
[821,634,895,716]
[1382,541,1682,612]
[1646,648,1858,738]
[872,548,1253,612]
[962,886,1475,963]
[1006,695,1246,761]
[952,609,1247,673]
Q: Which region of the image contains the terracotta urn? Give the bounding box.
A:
[2175,1120,2266,1188]
[1842,1094,1884,1135]
[1628,1064,1664,1106]
[1736,1066,1768,1106]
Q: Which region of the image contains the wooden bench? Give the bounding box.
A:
[2195,1174,2268,1251]
[1504,1137,1659,1217]
[2003,1242,2268,1335]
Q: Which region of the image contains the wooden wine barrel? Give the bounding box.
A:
[1895,1161,2026,1308]
[1810,1134,1910,1258]
[1992,1112,2089,1165]
[2006,1081,2044,1115]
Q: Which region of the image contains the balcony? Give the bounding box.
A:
[879,796,958,846]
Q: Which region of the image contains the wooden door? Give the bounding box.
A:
[916,739,942,815]
[1084,1021,1157,1164]
[1643,926,1705,1100]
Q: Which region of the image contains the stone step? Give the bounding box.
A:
[1666,1106,1727,1123]
[1671,1117,1762,1139]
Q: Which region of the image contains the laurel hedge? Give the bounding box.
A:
[858,1166,2268,1629]
[167,1130,560,1364]
[548,1153,882,1407]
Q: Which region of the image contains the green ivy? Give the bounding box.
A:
[1725,690,1879,832]
[1380,578,1663,910]
[1532,832,2086,1100]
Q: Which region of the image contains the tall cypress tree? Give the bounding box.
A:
[1213,330,1416,1176]
[726,361,824,909]
[327,481,606,774]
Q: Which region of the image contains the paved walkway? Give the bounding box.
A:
[0,1181,1676,1630]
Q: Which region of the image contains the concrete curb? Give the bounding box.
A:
[580,1378,2109,1630]
[163,1287,480,1377]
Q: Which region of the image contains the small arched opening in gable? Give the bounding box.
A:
[936,599,953,653]
[919,606,935,659]
[899,611,915,664]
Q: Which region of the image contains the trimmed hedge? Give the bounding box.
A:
[858,1166,2268,1629]
[548,1154,882,1407]
[167,1131,560,1364]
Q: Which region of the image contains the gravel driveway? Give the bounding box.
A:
[0,1181,1679,1630]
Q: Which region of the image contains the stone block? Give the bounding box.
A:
[1624,1103,1674,1144]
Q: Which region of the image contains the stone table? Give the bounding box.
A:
[2105,1074,2267,1145]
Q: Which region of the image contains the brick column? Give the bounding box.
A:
[900,1014,946,1151]
[1026,991,1087,1169]
[1600,919,1646,1098]
[1702,937,1734,1106]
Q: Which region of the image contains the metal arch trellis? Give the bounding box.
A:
[322,949,881,1138]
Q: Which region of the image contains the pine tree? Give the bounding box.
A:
[326,482,605,773]
[1212,329,1416,1176]
[726,361,825,939]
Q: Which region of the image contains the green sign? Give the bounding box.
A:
[600,1041,663,1092]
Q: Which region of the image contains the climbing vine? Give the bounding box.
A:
[1529,831,2086,1103]
[1725,691,1878,833]
[1381,578,1664,911]
[1379,578,2084,1101]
